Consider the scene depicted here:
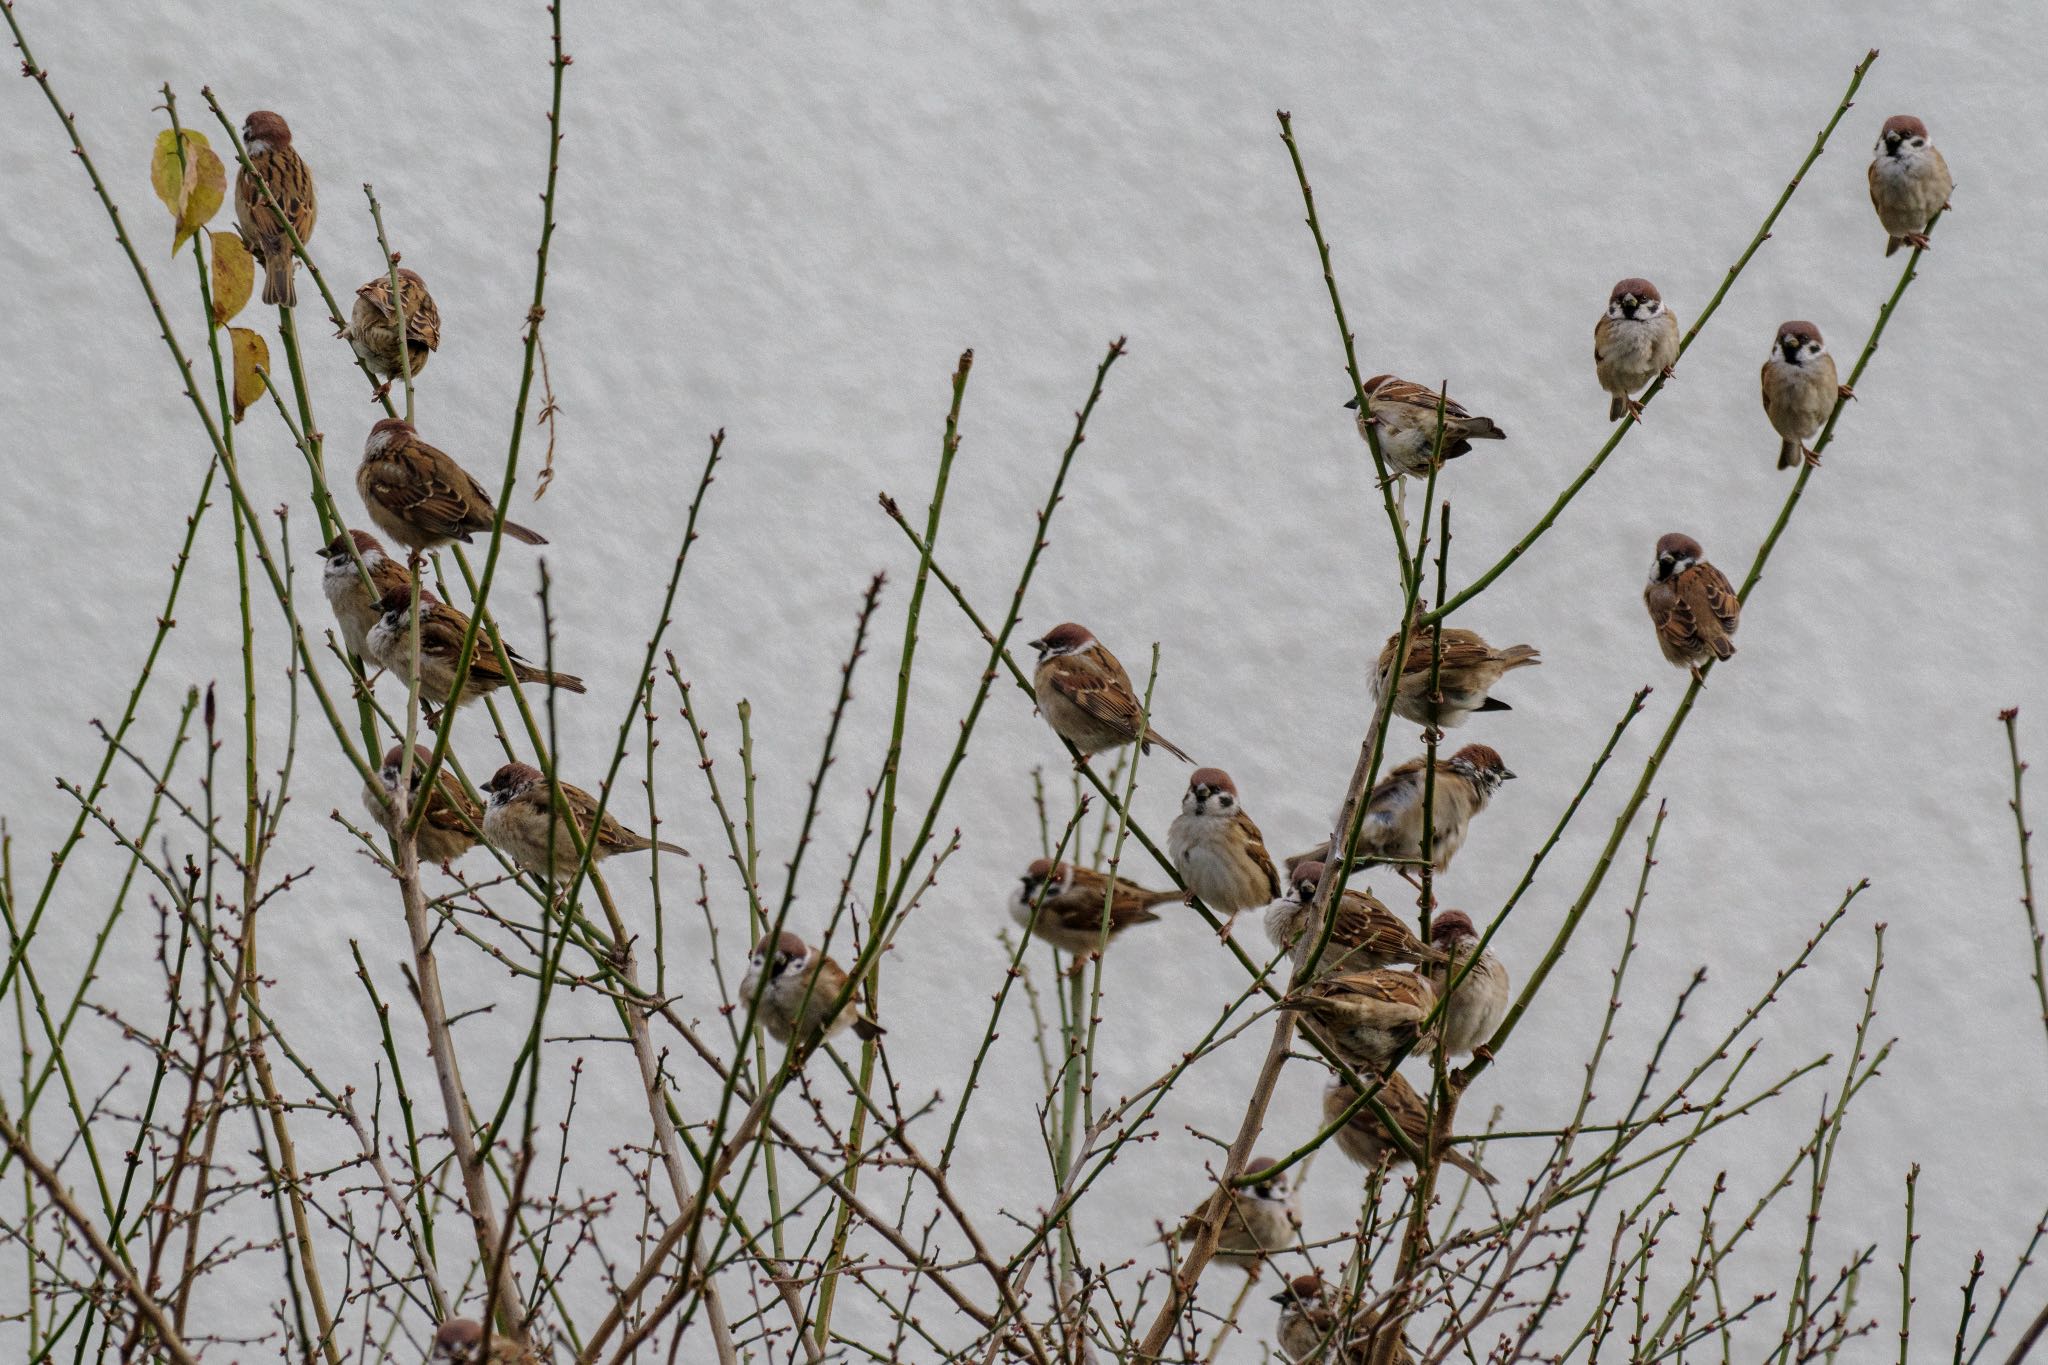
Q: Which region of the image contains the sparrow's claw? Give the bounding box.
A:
[1904,232,1934,251]
[1624,397,1646,421]
[1837,384,1857,401]
[1802,445,1824,468]
[1688,663,1706,687]
[371,380,394,402]
[1473,1043,1496,1064]
[1660,364,1677,380]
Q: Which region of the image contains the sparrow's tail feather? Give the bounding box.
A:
[1497,644,1541,671]
[1283,841,1331,878]
[1462,418,1506,440]
[515,663,587,694]
[1608,393,1627,422]
[1443,1149,1497,1187]
[500,520,549,546]
[1137,888,1183,909]
[1885,235,1904,257]
[1476,696,1513,714]
[262,251,296,308]
[1711,637,1737,662]
[653,838,689,856]
[1145,730,1195,763]
[851,1016,885,1042]
[1777,438,1799,470]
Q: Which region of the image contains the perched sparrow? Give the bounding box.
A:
[1285,967,1436,1073]
[234,111,316,307]
[431,1318,539,1365]
[349,267,440,391]
[1264,862,1442,978]
[1643,533,1740,684]
[1868,115,1952,256]
[480,762,686,884]
[1323,1073,1495,1186]
[1028,622,1192,762]
[1760,322,1846,469]
[1349,745,1515,878]
[1010,858,1175,957]
[357,418,546,556]
[1168,768,1280,925]
[1272,1275,1411,1365]
[742,930,882,1046]
[1427,910,1510,1060]
[1344,374,1506,479]
[318,529,420,661]
[1594,278,1681,420]
[365,589,585,707]
[1372,624,1540,731]
[361,743,481,867]
[1172,1155,1300,1272]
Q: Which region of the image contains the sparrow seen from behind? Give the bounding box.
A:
[357,418,546,557]
[234,110,316,307]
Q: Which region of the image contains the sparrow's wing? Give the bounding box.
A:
[1687,563,1742,637]
[1369,375,1472,420]
[358,277,395,319]
[404,280,442,349]
[1867,157,1882,213]
[1365,758,1426,815]
[1044,655,1146,737]
[422,780,482,841]
[1394,628,1499,681]
[370,441,484,541]
[1329,894,1420,958]
[1234,810,1282,900]
[1649,585,1709,661]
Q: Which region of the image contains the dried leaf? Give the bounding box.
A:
[210,232,253,325]
[230,326,269,423]
[175,144,226,253]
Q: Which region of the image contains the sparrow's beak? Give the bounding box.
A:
[1027,638,1045,651]
[1342,397,1359,410]
[1500,768,1518,781]
[1270,1290,1293,1305]
[1885,135,1902,156]
[1781,339,1799,361]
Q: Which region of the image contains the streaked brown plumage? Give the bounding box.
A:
[1264,862,1442,978]
[481,763,687,884]
[1172,1156,1299,1271]
[357,418,546,556]
[1323,1072,1496,1186]
[362,744,481,867]
[1010,858,1176,957]
[1344,374,1506,478]
[1644,533,1739,684]
[1285,967,1436,1073]
[742,930,882,1047]
[350,268,441,388]
[365,589,584,707]
[1029,623,1192,762]
[1372,624,1540,730]
[1291,746,1514,878]
[234,111,316,307]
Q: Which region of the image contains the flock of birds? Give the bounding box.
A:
[226,97,1953,1361]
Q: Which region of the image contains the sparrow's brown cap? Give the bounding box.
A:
[1776,320,1824,346]
[1451,744,1511,776]
[320,528,386,560]
[1431,909,1478,943]
[1880,114,1930,140]
[1609,278,1661,304]
[1029,622,1095,652]
[753,929,809,960]
[1654,532,1706,562]
[242,110,293,145]
[483,762,543,795]
[1188,767,1238,797]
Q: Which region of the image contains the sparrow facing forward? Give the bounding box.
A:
[1760,322,1846,469]
[357,418,546,556]
[1285,967,1436,1073]
[1272,1275,1411,1365]
[1594,278,1681,420]
[1323,1072,1496,1186]
[431,1319,539,1365]
[362,743,481,867]
[1029,622,1192,763]
[480,762,686,884]
[742,929,883,1047]
[1427,910,1510,1060]
[1643,533,1740,684]
[1173,1155,1300,1272]
[349,267,441,393]
[1010,858,1176,958]
[1344,374,1506,479]
[1168,768,1280,926]
[365,589,585,708]
[234,111,316,307]
[1264,862,1442,979]
[1868,115,1952,256]
[1372,624,1540,732]
[318,529,419,661]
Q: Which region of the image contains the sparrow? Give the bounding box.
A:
[357,418,546,557]
[1272,1275,1411,1365]
[1644,533,1740,684]
[1372,623,1540,732]
[317,529,420,661]
[234,111,316,307]
[1010,858,1176,958]
[361,743,481,867]
[365,589,585,708]
[1426,910,1510,1060]
[1300,745,1513,880]
[1323,1072,1495,1186]
[742,929,883,1046]
[1168,767,1280,926]
[480,762,687,884]
[1263,862,1442,979]
[1344,374,1506,479]
[349,267,440,393]
[1594,278,1681,420]
[1868,115,1952,256]
[1284,967,1436,1073]
[431,1319,539,1365]
[1171,1155,1300,1272]
[1760,322,1847,469]
[1028,622,1192,762]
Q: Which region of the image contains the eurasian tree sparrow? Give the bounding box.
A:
[1286,967,1436,1073]
[1594,278,1681,420]
[431,1319,538,1365]
[1349,745,1515,878]
[1760,321,1847,469]
[480,762,686,884]
[349,267,440,394]
[1644,533,1739,684]
[1172,1155,1300,1272]
[1011,858,1175,957]
[365,589,585,707]
[1272,1275,1410,1365]
[1426,910,1509,1061]
[1868,115,1952,256]
[1264,862,1442,978]
[357,418,546,556]
[742,929,883,1047]
[1168,767,1280,927]
[1372,624,1540,732]
[318,529,420,661]
[1029,623,1192,762]
[234,111,315,307]
[362,743,481,868]
[1343,374,1506,479]
[1323,1073,1495,1186]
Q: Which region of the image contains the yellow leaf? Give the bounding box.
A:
[230,327,269,423]
[148,128,223,252]
[210,232,253,325]
[174,145,226,253]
